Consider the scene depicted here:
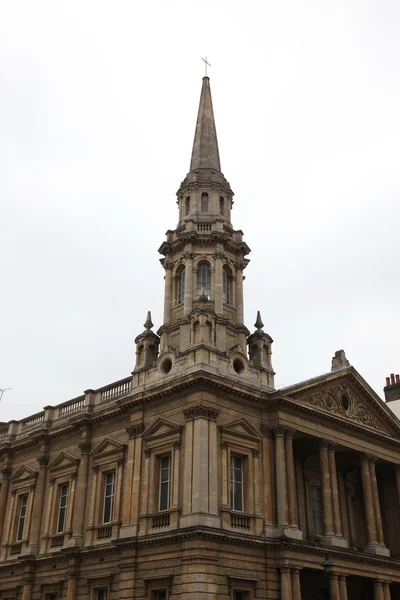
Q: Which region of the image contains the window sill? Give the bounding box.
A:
[139,508,180,535]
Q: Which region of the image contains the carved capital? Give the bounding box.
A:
[37,455,49,467]
[78,442,91,455]
[261,425,273,438]
[126,423,145,439]
[1,468,11,479]
[252,448,260,458]
[163,260,173,270]
[183,251,195,260]
[212,251,225,260]
[328,442,338,452]
[173,441,181,450]
[183,405,219,421]
[318,438,330,451]
[285,427,296,440]
[144,447,152,458]
[221,441,229,450]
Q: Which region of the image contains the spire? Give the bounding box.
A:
[190,77,221,173]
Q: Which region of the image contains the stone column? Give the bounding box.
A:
[285,429,297,528]
[280,567,292,600]
[0,469,11,543]
[291,568,302,600]
[369,457,385,546]
[213,251,223,314]
[319,440,334,537]
[66,551,80,600]
[395,466,400,506]
[275,427,289,527]
[328,444,342,537]
[374,581,385,600]
[66,577,78,600]
[28,454,48,553]
[361,454,377,548]
[22,582,33,600]
[383,582,391,600]
[235,262,244,324]
[183,252,194,316]
[221,441,228,508]
[253,448,261,514]
[339,575,348,600]
[262,429,273,527]
[329,575,340,600]
[70,442,91,547]
[163,263,173,324]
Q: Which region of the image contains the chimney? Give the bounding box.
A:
[331,349,350,372]
[384,373,400,403]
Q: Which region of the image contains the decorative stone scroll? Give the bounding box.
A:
[294,385,390,434]
[183,405,219,421]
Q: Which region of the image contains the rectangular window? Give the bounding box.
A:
[230,455,244,512]
[103,471,116,524]
[16,494,28,541]
[57,483,69,533]
[159,455,171,512]
[45,594,58,600]
[95,589,108,600]
[155,592,167,600]
[311,485,324,535]
[233,592,248,600]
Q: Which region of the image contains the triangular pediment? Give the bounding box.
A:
[48,451,79,472]
[11,464,37,483]
[282,367,400,438]
[91,437,126,459]
[220,418,261,441]
[143,417,182,440]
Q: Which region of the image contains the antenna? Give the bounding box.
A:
[0,388,12,402]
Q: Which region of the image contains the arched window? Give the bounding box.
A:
[201,192,209,212]
[196,261,211,299]
[223,265,231,305]
[219,196,224,216]
[177,267,185,304]
[185,196,190,216]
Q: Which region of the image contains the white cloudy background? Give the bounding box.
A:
[1,1,399,421]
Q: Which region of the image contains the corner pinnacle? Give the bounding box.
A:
[144,311,154,331]
[254,311,264,331]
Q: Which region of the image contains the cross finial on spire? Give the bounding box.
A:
[201,56,211,77]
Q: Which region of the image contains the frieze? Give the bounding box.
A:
[183,405,220,421]
[295,385,390,435]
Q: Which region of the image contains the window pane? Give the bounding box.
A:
[103,471,116,523]
[311,486,324,535]
[201,192,208,211]
[196,262,211,299]
[97,589,108,600]
[159,455,171,511]
[57,483,69,533]
[17,495,28,541]
[230,456,244,511]
[234,592,246,600]
[178,268,185,304]
[157,591,167,600]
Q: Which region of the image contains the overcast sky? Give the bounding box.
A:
[1,1,399,422]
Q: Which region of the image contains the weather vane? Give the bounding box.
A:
[201,57,211,77]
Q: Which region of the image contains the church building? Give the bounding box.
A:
[1,76,400,600]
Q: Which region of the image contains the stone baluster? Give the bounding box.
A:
[339,575,348,600]
[69,441,91,548]
[369,456,385,547]
[361,454,378,549]
[374,581,385,600]
[183,252,194,316]
[163,262,173,324]
[319,440,334,537]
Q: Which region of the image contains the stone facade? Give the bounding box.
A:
[1,77,400,600]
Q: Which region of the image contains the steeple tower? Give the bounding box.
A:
[133,77,274,389]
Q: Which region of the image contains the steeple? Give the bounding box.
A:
[190,76,221,173]
[132,77,274,390]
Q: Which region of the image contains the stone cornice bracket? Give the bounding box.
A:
[78,442,92,455]
[126,423,145,439]
[183,405,220,421]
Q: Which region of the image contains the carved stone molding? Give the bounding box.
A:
[126,423,145,439]
[173,441,181,450]
[1,468,11,479]
[37,455,49,467]
[318,438,330,450]
[252,448,260,458]
[143,447,152,458]
[78,442,92,455]
[221,441,229,449]
[295,384,390,434]
[183,405,219,421]
[263,425,295,438]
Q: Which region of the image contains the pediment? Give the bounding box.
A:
[91,437,126,459]
[143,417,182,440]
[220,418,261,441]
[11,464,37,483]
[48,451,79,472]
[284,368,400,438]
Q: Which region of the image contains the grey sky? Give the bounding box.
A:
[1,1,399,422]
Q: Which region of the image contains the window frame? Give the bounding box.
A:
[230,454,244,512]
[102,470,116,524]
[177,266,185,305]
[56,482,69,533]
[158,454,172,512]
[196,261,211,299]
[310,484,324,536]
[16,493,28,541]
[201,192,209,211]
[223,265,231,305]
